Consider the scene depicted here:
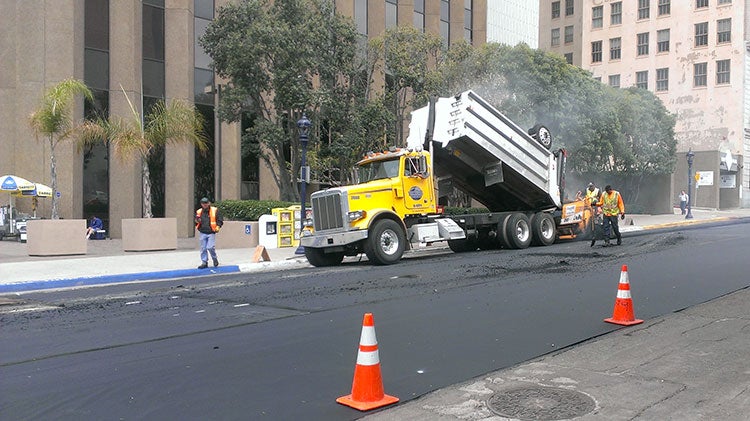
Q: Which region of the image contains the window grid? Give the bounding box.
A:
[694,62,707,87]
[551,28,560,46]
[564,53,573,64]
[592,41,603,63]
[696,0,709,7]
[658,0,670,16]
[657,29,670,52]
[695,22,708,47]
[637,32,649,55]
[656,67,669,91]
[610,38,621,60]
[716,59,730,84]
[564,25,574,44]
[552,1,560,18]
[718,0,731,4]
[636,71,648,89]
[592,6,603,28]
[609,74,620,88]
[717,19,731,44]
[611,2,622,25]
[565,0,574,16]
[638,0,650,19]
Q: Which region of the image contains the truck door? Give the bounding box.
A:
[402,155,433,212]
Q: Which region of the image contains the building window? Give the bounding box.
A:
[696,0,709,7]
[638,0,650,19]
[637,32,649,55]
[656,67,669,91]
[564,25,574,44]
[592,41,602,63]
[611,2,622,25]
[440,0,450,47]
[716,59,731,84]
[695,22,708,47]
[354,0,367,36]
[464,0,473,44]
[565,0,574,16]
[718,0,731,4]
[552,1,560,18]
[610,37,621,60]
[657,29,670,52]
[592,6,603,28]
[608,74,620,88]
[636,71,648,89]
[564,53,573,64]
[658,0,670,16]
[385,0,397,29]
[694,62,707,86]
[413,0,425,31]
[551,28,560,46]
[717,18,731,44]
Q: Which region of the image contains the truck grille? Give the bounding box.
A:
[312,191,345,231]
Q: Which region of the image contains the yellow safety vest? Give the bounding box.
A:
[601,191,624,216]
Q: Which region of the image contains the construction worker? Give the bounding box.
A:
[584,182,601,204]
[597,185,625,247]
[586,183,602,247]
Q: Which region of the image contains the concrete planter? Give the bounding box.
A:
[27,219,87,256]
[122,218,177,251]
[215,221,259,249]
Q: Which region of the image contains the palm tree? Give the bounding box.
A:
[29,78,93,219]
[79,87,208,218]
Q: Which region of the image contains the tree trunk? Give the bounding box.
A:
[142,158,152,218]
[49,137,59,219]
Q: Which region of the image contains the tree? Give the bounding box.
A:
[29,78,94,219]
[201,0,365,200]
[78,88,208,218]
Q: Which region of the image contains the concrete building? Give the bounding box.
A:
[0,0,486,238]
[487,0,539,47]
[539,0,749,209]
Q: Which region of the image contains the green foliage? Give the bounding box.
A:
[216,199,298,221]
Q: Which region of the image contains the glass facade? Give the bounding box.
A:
[486,0,539,47]
[143,1,165,217]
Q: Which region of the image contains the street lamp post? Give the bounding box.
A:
[686,149,695,219]
[295,113,311,255]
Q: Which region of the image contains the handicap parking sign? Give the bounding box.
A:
[245,224,252,235]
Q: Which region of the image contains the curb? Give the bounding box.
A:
[0,265,241,293]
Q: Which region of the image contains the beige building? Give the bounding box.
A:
[539,0,749,209]
[0,0,486,238]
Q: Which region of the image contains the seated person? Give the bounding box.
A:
[86,215,104,239]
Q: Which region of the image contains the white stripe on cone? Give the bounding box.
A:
[356,350,380,366]
[617,289,632,299]
[359,326,377,346]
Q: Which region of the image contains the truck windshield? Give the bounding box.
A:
[356,159,400,183]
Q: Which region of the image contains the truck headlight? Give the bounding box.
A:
[347,210,366,222]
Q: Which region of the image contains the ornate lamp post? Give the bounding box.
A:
[295,113,311,255]
[686,149,695,219]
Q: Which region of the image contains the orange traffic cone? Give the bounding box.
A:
[604,265,644,326]
[337,313,399,411]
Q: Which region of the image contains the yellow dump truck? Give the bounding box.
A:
[300,90,595,266]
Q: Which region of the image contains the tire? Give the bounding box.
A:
[528,124,552,150]
[304,247,345,267]
[504,213,532,249]
[530,212,556,246]
[363,219,406,265]
[448,238,477,253]
[496,213,513,249]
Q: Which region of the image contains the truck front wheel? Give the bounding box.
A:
[305,247,345,267]
[364,219,406,265]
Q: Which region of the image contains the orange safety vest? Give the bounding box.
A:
[196,206,219,232]
[600,190,625,216]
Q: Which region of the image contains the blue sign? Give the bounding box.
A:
[245,224,252,235]
[56,191,61,198]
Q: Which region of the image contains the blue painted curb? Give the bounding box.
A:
[0,265,241,293]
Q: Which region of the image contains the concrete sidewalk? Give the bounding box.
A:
[1,207,749,293]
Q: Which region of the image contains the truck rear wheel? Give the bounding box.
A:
[304,247,345,267]
[364,219,406,265]
[504,213,532,249]
[530,212,556,246]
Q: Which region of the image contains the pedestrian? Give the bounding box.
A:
[586,183,603,247]
[596,185,625,247]
[86,215,103,239]
[195,197,223,268]
[679,190,689,215]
